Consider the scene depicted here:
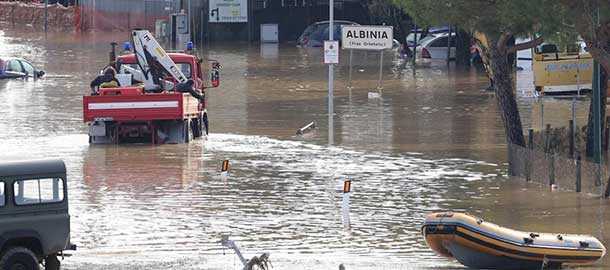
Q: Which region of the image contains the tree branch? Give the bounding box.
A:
[496,32,513,52]
[507,37,544,54]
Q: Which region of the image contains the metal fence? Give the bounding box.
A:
[508,141,609,196]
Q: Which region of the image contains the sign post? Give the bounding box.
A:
[327,0,335,145]
[378,48,384,90]
[347,49,353,89]
[209,0,248,23]
[341,25,393,92]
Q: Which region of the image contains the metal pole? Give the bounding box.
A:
[591,2,603,189]
[572,97,576,158]
[540,101,544,133]
[593,61,601,164]
[44,0,48,33]
[377,49,383,91]
[328,0,334,145]
[188,0,192,41]
[446,25,451,64]
[348,49,353,89]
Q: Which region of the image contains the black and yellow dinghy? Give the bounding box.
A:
[422,212,605,269]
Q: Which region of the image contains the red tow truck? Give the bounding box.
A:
[83,30,220,144]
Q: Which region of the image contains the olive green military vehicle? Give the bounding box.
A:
[0,159,76,270]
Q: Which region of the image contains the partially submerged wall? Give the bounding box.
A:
[0,1,75,31]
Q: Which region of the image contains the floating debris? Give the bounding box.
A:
[221,235,272,270]
[296,121,316,135]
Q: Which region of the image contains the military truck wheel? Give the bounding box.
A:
[44,255,59,270]
[0,247,40,270]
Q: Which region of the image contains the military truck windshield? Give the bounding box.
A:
[0,182,4,206]
[14,178,64,205]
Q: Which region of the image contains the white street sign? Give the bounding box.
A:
[324,41,339,64]
[209,0,248,23]
[341,25,393,50]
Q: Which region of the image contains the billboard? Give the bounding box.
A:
[209,0,248,23]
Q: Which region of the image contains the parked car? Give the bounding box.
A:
[0,58,45,79]
[297,20,359,47]
[405,26,450,46]
[416,32,456,60]
[0,159,76,270]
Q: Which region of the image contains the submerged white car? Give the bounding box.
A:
[416,33,455,60]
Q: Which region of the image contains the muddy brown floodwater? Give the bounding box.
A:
[1,24,609,270]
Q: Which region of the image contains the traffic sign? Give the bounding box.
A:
[324,40,339,64]
[341,25,393,50]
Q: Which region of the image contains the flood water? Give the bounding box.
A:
[1,25,609,269]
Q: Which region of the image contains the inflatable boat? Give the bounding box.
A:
[422,212,605,269]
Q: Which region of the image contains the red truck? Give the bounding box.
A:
[83,30,220,144]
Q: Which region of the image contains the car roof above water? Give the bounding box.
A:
[0,159,66,178]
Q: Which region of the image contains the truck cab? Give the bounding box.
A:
[0,159,75,270]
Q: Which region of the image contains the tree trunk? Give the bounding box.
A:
[586,66,609,158]
[455,29,471,66]
[486,45,526,147]
[476,33,526,176]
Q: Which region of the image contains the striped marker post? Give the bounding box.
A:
[342,179,351,227]
[220,160,230,180]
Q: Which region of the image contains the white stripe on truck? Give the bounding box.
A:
[88,101,179,110]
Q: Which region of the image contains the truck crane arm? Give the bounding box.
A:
[120,29,189,92]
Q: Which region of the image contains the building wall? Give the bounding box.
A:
[79,0,180,31]
[78,0,367,43]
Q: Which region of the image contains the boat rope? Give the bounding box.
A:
[539,255,548,270]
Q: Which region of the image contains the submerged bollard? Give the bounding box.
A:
[576,154,581,192]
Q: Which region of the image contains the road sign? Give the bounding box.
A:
[341,25,393,50]
[209,0,248,23]
[324,41,339,64]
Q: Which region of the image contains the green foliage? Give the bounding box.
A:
[364,0,413,41]
[394,0,566,40]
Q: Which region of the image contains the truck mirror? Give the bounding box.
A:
[209,61,221,88]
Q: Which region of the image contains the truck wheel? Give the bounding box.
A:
[184,120,192,143]
[202,113,209,135]
[44,255,59,270]
[0,247,40,270]
[191,118,201,138]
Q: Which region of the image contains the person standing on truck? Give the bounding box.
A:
[90,66,119,95]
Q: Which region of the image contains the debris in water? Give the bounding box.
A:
[296,121,316,135]
[221,235,272,270]
[368,92,381,99]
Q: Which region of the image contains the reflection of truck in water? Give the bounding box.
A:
[532,43,593,95]
[83,30,221,144]
[0,159,76,270]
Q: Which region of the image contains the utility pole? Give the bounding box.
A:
[328,0,334,145]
